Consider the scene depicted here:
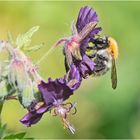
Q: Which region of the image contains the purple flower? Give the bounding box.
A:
[62,6,101,79]
[38,78,73,104]
[74,6,101,78]
[53,6,101,79]
[20,78,75,129]
[20,65,81,133]
[76,6,102,54]
[20,79,76,133]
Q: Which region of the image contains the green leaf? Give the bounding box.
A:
[0,124,7,138]
[23,43,44,52]
[3,132,26,139]
[16,26,40,49]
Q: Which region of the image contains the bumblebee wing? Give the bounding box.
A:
[111,58,117,89]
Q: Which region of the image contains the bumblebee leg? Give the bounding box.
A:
[88,53,96,58]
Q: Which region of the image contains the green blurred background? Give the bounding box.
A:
[0,1,140,139]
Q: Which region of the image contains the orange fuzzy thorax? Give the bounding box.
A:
[108,37,118,60]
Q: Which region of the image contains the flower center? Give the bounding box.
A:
[67,36,80,52]
[50,102,77,134]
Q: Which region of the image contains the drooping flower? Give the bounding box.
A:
[52,6,101,78]
[7,47,42,108]
[66,6,102,78]
[20,64,81,134]
[0,26,44,106]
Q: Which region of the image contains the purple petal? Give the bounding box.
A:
[20,112,43,127]
[74,55,95,78]
[36,105,49,114]
[69,64,81,81]
[76,6,99,33]
[76,6,102,54]
[66,64,82,90]
[38,79,74,104]
[89,27,102,38]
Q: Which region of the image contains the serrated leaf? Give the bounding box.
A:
[0,124,7,138]
[23,43,44,52]
[16,26,40,49]
[3,132,26,139]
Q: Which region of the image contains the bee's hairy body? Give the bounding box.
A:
[93,49,112,76]
[89,36,118,89]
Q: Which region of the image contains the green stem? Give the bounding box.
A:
[0,100,4,121]
[36,46,55,65]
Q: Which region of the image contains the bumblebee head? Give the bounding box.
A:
[92,36,118,60]
[108,37,118,60]
[93,36,109,50]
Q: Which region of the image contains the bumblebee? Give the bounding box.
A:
[87,36,118,89]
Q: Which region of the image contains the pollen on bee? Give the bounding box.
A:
[108,37,118,60]
[88,42,94,47]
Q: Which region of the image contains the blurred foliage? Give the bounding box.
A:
[0,1,140,139]
[0,123,32,139]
